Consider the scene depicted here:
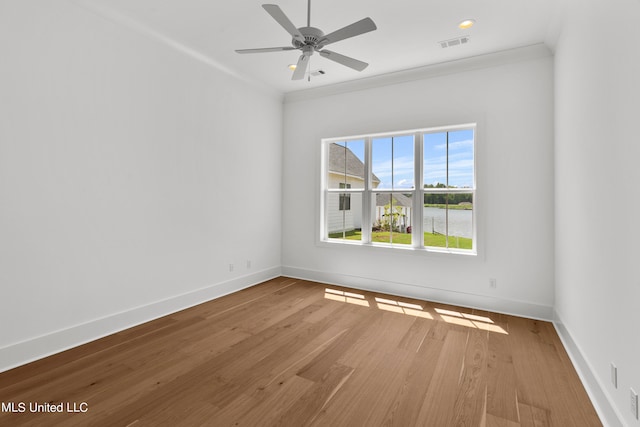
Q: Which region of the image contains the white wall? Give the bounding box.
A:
[282,47,556,319]
[0,1,282,370]
[554,0,640,425]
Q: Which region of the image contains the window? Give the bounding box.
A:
[423,128,475,250]
[326,141,365,241]
[321,124,476,254]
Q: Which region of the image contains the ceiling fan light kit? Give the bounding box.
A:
[235,0,377,81]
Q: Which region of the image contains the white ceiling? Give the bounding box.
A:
[79,0,566,94]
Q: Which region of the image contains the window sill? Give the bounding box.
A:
[319,239,477,257]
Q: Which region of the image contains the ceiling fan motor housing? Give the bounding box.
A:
[293,27,325,49]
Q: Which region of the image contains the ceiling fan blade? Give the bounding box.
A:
[292,54,309,80]
[263,4,305,43]
[235,47,296,54]
[320,17,377,46]
[319,50,368,71]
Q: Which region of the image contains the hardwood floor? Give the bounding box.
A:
[0,277,601,426]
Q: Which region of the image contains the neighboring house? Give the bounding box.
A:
[327,143,372,234]
[327,143,400,234]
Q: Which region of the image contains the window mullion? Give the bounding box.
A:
[321,143,326,242]
[413,132,424,248]
[445,131,449,249]
[362,137,372,244]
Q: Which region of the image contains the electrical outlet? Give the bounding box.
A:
[631,388,639,420]
[611,363,618,388]
[247,260,251,269]
[489,278,497,289]
[229,264,234,272]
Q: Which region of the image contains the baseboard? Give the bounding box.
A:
[0,266,281,374]
[553,312,625,427]
[281,266,554,321]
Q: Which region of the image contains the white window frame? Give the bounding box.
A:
[320,123,476,255]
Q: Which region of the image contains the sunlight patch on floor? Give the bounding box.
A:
[375,297,433,319]
[324,288,370,307]
[435,308,507,334]
[323,289,505,332]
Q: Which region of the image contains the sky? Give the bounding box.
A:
[423,129,474,188]
[336,129,474,189]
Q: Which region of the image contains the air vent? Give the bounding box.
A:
[439,36,470,49]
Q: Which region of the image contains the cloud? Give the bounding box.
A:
[396,179,414,189]
[434,139,474,151]
[373,156,415,188]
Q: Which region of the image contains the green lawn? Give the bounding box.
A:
[424,203,473,210]
[328,230,472,249]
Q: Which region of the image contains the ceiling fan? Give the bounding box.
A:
[235,0,377,80]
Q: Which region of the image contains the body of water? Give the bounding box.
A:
[422,207,473,238]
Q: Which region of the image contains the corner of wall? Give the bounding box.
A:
[553,310,625,427]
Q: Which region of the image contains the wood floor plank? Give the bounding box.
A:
[336,310,416,368]
[414,330,470,426]
[453,328,489,426]
[425,314,452,341]
[486,331,520,423]
[249,306,360,392]
[175,277,297,321]
[88,304,328,425]
[519,402,551,427]
[397,316,434,352]
[214,281,321,333]
[486,413,522,427]
[0,277,602,427]
[200,320,330,408]
[381,336,445,426]
[216,374,315,426]
[534,322,601,426]
[0,314,210,407]
[296,307,382,382]
[272,363,354,426]
[354,349,417,426]
[507,317,553,412]
[0,315,183,396]
[308,348,414,427]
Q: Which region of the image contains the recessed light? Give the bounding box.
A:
[458,19,476,30]
[288,64,297,70]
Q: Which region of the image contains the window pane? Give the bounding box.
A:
[327,192,362,241]
[447,193,473,249]
[423,132,447,188]
[372,135,414,190]
[372,137,390,189]
[339,194,351,211]
[447,129,474,189]
[372,192,413,245]
[423,193,473,249]
[327,140,365,189]
[394,135,414,189]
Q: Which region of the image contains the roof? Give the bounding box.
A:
[328,143,380,184]
[376,193,413,208]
